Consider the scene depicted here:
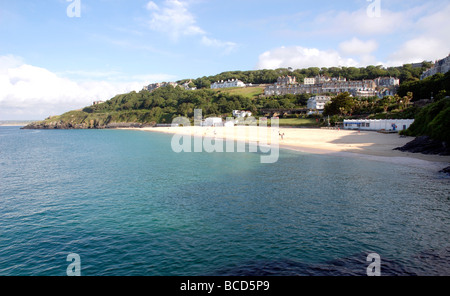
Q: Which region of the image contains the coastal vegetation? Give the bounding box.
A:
[187,63,432,88]
[398,71,450,101]
[400,97,450,143]
[23,64,449,146]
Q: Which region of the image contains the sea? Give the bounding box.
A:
[0,126,449,276]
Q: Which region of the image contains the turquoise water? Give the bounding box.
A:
[0,126,449,276]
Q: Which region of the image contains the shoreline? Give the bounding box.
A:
[126,126,450,169]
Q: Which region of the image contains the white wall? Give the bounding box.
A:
[343,119,414,131]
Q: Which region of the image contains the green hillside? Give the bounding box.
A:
[22,64,449,135]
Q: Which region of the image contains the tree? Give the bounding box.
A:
[323,92,355,116]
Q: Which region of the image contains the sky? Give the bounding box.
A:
[1,0,450,120]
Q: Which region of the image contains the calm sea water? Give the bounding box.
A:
[0,126,449,276]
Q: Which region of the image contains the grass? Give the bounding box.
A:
[213,86,265,99]
[261,117,320,127]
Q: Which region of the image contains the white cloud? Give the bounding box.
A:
[338,38,379,66]
[0,56,174,120]
[339,38,378,56]
[146,1,159,11]
[315,3,450,66]
[386,3,450,65]
[146,0,205,41]
[201,36,238,55]
[0,55,24,74]
[145,0,238,53]
[314,7,416,37]
[387,37,448,66]
[256,46,358,70]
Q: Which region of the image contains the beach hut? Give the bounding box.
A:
[343,119,414,132]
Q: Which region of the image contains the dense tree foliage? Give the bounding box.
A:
[185,63,431,88]
[401,97,450,143]
[398,71,450,101]
[34,62,449,142]
[323,92,355,116]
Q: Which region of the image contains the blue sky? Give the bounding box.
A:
[1,0,450,120]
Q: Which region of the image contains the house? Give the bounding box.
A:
[303,75,338,85]
[211,79,246,89]
[374,77,400,87]
[277,76,297,85]
[420,54,450,80]
[92,101,105,105]
[232,110,252,118]
[343,119,414,132]
[181,80,197,91]
[143,81,178,92]
[264,76,397,97]
[307,96,331,110]
[351,88,378,98]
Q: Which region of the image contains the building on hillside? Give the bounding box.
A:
[232,110,252,118]
[181,80,197,91]
[307,96,331,110]
[343,119,414,132]
[322,80,376,94]
[210,79,246,89]
[374,77,400,87]
[304,75,346,85]
[303,77,316,85]
[277,76,297,85]
[265,75,399,98]
[351,88,378,98]
[420,54,450,80]
[92,101,105,105]
[143,82,178,92]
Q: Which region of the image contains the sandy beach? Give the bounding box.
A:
[130,126,450,167]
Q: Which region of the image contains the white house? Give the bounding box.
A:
[181,80,197,90]
[211,79,246,89]
[232,110,252,118]
[343,119,414,132]
[352,88,378,98]
[307,96,331,110]
[303,77,316,85]
[374,77,400,87]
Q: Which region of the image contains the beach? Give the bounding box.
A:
[132,126,450,166]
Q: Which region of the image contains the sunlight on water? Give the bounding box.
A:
[0,127,449,275]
